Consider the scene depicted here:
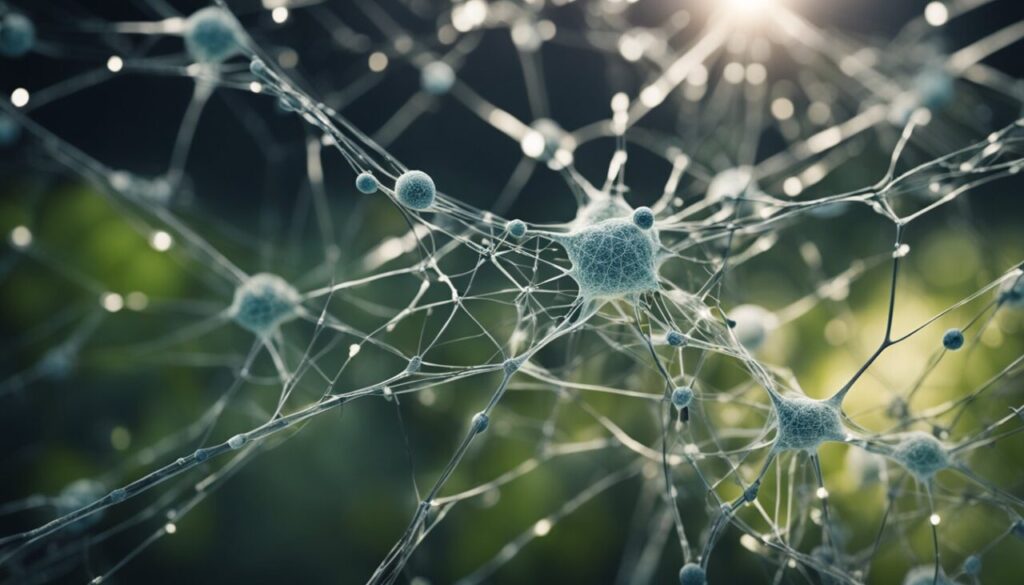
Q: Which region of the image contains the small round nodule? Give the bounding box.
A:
[0,13,35,58]
[355,171,379,194]
[678,563,706,585]
[421,61,455,95]
[666,330,686,347]
[506,219,527,238]
[471,412,489,433]
[632,206,655,230]
[942,328,964,351]
[962,555,981,576]
[999,274,1024,308]
[229,273,301,336]
[671,386,693,409]
[184,7,243,64]
[0,112,21,146]
[395,170,436,210]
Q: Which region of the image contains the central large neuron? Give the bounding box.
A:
[562,218,660,300]
[774,396,845,452]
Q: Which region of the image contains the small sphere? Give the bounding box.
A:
[0,13,36,58]
[666,330,687,347]
[227,434,246,449]
[0,112,21,146]
[999,274,1024,308]
[421,61,455,95]
[406,355,422,373]
[901,565,952,585]
[229,273,301,336]
[890,431,949,480]
[108,488,127,503]
[184,7,243,64]
[729,304,773,351]
[355,171,379,194]
[55,479,106,533]
[632,206,654,230]
[395,170,436,210]
[506,219,527,238]
[471,412,490,433]
[962,555,981,576]
[671,386,694,409]
[502,356,523,375]
[942,328,964,351]
[678,563,706,585]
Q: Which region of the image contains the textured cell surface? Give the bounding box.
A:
[506,219,527,238]
[889,431,950,480]
[184,7,243,64]
[671,386,693,409]
[560,218,660,300]
[942,328,964,350]
[395,170,436,210]
[678,563,706,585]
[355,171,379,194]
[229,273,301,336]
[773,396,845,451]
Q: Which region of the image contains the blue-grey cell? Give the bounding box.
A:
[229,273,301,336]
[963,554,981,576]
[54,479,106,533]
[0,112,21,146]
[1000,274,1024,308]
[773,396,844,452]
[355,171,379,194]
[901,565,953,585]
[678,563,706,585]
[560,218,660,300]
[889,431,949,480]
[471,412,489,433]
[506,219,527,238]
[671,386,693,409]
[942,328,964,351]
[666,330,687,347]
[502,356,522,375]
[395,170,436,210]
[184,7,243,64]
[632,206,654,230]
[406,355,422,373]
[0,13,35,58]
[421,61,455,95]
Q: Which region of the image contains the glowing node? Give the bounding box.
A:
[10,87,29,108]
[54,479,106,533]
[0,12,35,58]
[355,171,380,194]
[229,273,301,336]
[773,396,844,452]
[421,61,455,95]
[395,170,436,210]
[506,219,527,238]
[728,304,773,351]
[184,7,243,64]
[924,2,949,27]
[227,434,247,449]
[671,386,694,409]
[520,118,570,166]
[941,328,964,351]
